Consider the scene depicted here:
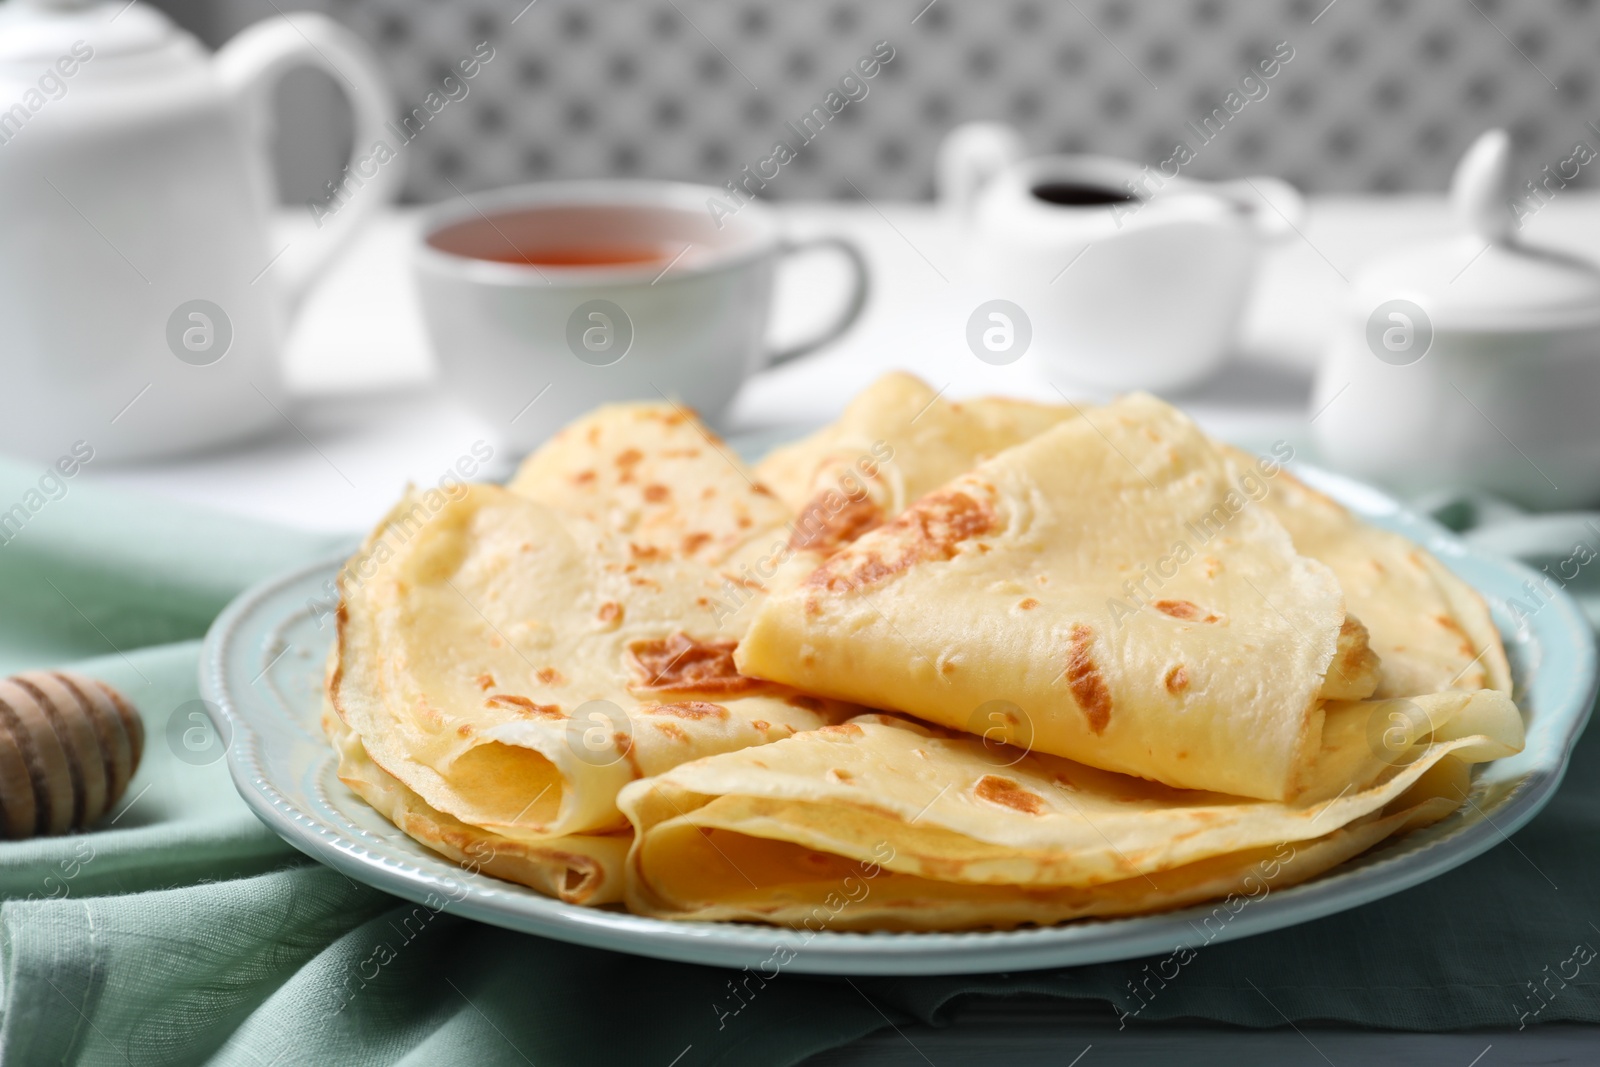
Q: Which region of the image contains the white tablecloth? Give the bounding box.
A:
[84,193,1600,532]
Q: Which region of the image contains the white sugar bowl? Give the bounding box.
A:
[1311,129,1600,510]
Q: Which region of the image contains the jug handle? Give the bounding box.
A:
[935,122,1027,218]
[1210,176,1306,243]
[217,13,401,312]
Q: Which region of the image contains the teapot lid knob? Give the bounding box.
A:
[1450,128,1514,245]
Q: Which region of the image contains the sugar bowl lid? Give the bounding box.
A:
[1352,129,1600,332]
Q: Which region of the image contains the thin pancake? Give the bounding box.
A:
[619,690,1522,927]
[1229,449,1512,698]
[330,485,851,838]
[756,371,1078,555]
[326,702,627,905]
[738,393,1377,800]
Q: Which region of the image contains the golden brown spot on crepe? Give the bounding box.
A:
[1165,664,1189,693]
[573,470,596,485]
[484,694,563,718]
[974,775,1047,815]
[661,448,701,458]
[1064,624,1113,735]
[701,486,716,499]
[1019,598,1039,611]
[1203,557,1222,578]
[737,516,752,529]
[1154,599,1220,623]
[789,492,884,554]
[627,634,761,695]
[630,543,665,561]
[647,701,729,720]
[752,484,775,497]
[807,490,995,593]
[474,673,495,691]
[683,532,713,554]
[536,667,564,685]
[629,576,660,589]
[643,484,670,503]
[456,723,473,738]
[586,426,601,445]
[653,721,690,743]
[820,723,864,738]
[827,768,854,783]
[752,720,770,731]
[616,732,642,779]
[598,602,624,625]
[616,448,643,468]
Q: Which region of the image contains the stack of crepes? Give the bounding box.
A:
[325,372,1523,930]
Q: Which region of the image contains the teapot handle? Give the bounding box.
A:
[216,13,401,312]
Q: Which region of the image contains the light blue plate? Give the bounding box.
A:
[199,465,1596,975]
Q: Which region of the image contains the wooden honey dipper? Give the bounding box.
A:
[0,671,143,840]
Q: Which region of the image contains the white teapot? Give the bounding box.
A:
[1312,129,1600,509]
[939,122,1302,390]
[0,0,399,462]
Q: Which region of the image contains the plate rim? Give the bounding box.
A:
[199,462,1598,975]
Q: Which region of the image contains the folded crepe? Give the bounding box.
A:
[618,691,1524,929]
[509,401,791,571]
[326,701,628,905]
[328,405,853,865]
[1230,450,1512,699]
[738,392,1380,801]
[759,372,1508,705]
[755,371,1078,554]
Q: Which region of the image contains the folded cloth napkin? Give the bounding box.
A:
[2,459,1598,1067]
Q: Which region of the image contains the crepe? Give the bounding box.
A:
[1232,450,1512,698]
[618,690,1523,928]
[754,372,1078,554]
[328,399,871,858]
[509,401,792,571]
[738,392,1379,801]
[326,702,628,905]
[328,483,855,839]
[761,372,1508,705]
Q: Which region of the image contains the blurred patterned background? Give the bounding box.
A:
[157,0,1600,206]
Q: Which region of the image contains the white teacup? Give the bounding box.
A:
[413,181,868,450]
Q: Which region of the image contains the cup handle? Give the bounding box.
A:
[217,13,403,313]
[765,236,870,367]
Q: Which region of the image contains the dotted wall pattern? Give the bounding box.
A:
[312,0,1600,202]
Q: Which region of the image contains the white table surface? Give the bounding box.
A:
[82,192,1600,533]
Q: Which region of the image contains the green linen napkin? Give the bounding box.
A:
[2,459,1598,1066]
